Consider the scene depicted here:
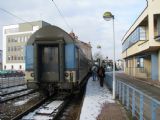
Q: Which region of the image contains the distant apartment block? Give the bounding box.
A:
[122,0,160,81]
[0,50,2,70]
[116,59,124,70]
[2,21,50,71]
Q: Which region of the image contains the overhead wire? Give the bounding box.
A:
[0,7,34,26]
[51,0,72,31]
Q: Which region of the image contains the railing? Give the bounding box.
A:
[0,77,25,89]
[105,73,160,120]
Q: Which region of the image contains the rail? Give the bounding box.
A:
[105,72,160,120]
[0,77,25,89]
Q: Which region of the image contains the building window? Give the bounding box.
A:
[8,38,11,43]
[14,56,17,60]
[5,28,18,34]
[4,65,6,70]
[126,60,128,68]
[8,47,10,52]
[11,47,13,51]
[33,26,39,31]
[19,65,22,69]
[21,56,24,60]
[122,26,147,51]
[8,56,11,61]
[14,46,16,51]
[18,56,21,60]
[11,65,14,70]
[20,46,24,52]
[11,56,14,60]
[137,58,144,68]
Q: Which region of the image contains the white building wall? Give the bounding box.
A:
[2,24,38,71]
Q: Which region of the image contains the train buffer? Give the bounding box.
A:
[79,77,128,120]
[105,72,160,120]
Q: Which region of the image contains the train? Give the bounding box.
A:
[25,25,92,94]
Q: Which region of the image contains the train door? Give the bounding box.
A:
[41,46,59,82]
[35,41,64,84]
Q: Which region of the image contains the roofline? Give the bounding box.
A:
[3,20,48,27]
[121,2,148,44]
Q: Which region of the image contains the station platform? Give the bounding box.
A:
[79,77,128,120]
[116,72,160,101]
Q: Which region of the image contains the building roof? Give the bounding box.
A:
[121,4,148,44]
[27,25,75,45]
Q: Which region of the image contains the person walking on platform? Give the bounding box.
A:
[92,66,97,81]
[97,66,105,87]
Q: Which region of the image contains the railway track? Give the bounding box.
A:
[16,86,86,120]
[0,85,35,103]
[12,93,71,120]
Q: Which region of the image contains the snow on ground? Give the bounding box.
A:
[13,92,39,106]
[14,99,30,106]
[0,85,27,95]
[0,89,33,101]
[80,77,115,120]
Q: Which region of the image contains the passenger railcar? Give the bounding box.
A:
[25,25,92,94]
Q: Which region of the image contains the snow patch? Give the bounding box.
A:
[14,99,29,106]
[80,77,115,120]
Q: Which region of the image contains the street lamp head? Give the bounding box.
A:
[103,11,114,21]
[97,45,101,49]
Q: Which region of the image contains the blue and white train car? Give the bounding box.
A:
[25,25,92,94]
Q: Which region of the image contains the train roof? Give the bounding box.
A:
[27,25,75,45]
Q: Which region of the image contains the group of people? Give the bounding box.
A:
[91,65,105,87]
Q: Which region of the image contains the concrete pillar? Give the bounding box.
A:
[124,59,126,73]
[148,10,154,42]
[133,57,136,77]
[151,53,158,80]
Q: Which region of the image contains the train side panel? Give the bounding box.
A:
[25,45,34,81]
[64,44,76,83]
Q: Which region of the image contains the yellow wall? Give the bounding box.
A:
[122,0,160,80]
[125,56,151,79]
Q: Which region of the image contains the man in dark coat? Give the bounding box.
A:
[97,66,105,87]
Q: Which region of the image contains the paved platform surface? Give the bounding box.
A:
[97,103,128,120]
[116,72,160,101]
[80,77,128,120]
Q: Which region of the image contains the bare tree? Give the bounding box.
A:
[93,52,104,60]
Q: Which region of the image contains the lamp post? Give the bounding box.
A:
[103,11,116,99]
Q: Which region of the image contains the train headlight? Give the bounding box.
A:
[31,73,34,77]
[65,72,69,77]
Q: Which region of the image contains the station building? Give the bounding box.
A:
[2,21,50,71]
[122,0,160,81]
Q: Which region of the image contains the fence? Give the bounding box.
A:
[0,77,25,89]
[105,72,160,120]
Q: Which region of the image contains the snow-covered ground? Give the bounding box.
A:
[80,77,115,120]
[0,85,27,95]
[0,89,33,102]
[22,100,64,120]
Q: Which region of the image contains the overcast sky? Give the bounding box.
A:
[0,0,147,60]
